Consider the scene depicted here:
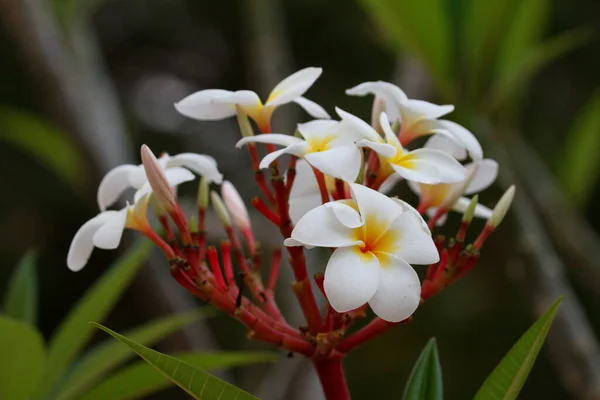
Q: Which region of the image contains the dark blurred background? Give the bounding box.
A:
[1,0,599,399]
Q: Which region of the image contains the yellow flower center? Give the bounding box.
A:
[387,146,416,169]
[306,135,336,153]
[351,212,400,267]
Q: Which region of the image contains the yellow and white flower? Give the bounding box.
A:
[286,183,438,322]
[339,109,467,184]
[67,196,151,271]
[346,81,482,159]
[175,67,329,130]
[97,151,222,211]
[236,119,363,182]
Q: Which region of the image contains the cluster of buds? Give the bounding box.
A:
[67,67,515,398]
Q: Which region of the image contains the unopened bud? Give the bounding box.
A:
[140,144,177,211]
[488,185,515,228]
[461,195,479,224]
[236,106,254,137]
[197,176,209,209]
[211,191,232,226]
[221,181,251,232]
[370,96,386,134]
[188,216,198,233]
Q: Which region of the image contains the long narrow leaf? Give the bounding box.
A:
[402,338,443,400]
[0,107,85,191]
[0,317,46,400]
[496,0,550,81]
[36,240,152,397]
[358,0,455,98]
[489,27,594,111]
[90,323,263,400]
[474,297,563,400]
[57,309,212,400]
[462,0,519,99]
[80,351,275,400]
[558,91,600,205]
[3,250,38,325]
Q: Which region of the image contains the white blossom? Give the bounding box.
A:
[285,183,438,322]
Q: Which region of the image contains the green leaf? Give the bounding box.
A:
[474,297,563,400]
[489,27,594,111]
[496,0,550,81]
[80,351,275,400]
[89,323,264,400]
[3,250,38,324]
[0,316,46,400]
[35,239,152,398]
[57,309,213,400]
[558,91,600,205]
[0,107,85,191]
[402,338,443,400]
[358,0,455,98]
[462,0,519,99]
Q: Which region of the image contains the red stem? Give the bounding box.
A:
[337,318,401,353]
[207,247,226,291]
[267,248,282,291]
[314,355,352,400]
[252,197,281,226]
[313,168,330,204]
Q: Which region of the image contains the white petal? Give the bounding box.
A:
[426,207,448,226]
[291,204,362,248]
[266,67,323,107]
[409,149,467,183]
[324,247,380,313]
[464,159,498,194]
[92,208,128,249]
[356,139,397,159]
[391,198,430,236]
[438,120,483,160]
[336,107,382,142]
[212,90,262,108]
[293,96,331,118]
[425,134,467,161]
[405,99,454,119]
[236,134,303,149]
[349,183,403,229]
[390,162,443,184]
[368,254,421,322]
[97,164,139,211]
[259,148,291,170]
[67,212,119,271]
[168,153,223,184]
[174,89,237,120]
[379,112,402,149]
[289,160,321,224]
[385,213,439,264]
[406,179,421,195]
[304,145,362,182]
[128,165,149,189]
[345,81,408,121]
[326,201,363,228]
[453,197,493,219]
[134,167,195,203]
[297,119,339,141]
[289,194,322,225]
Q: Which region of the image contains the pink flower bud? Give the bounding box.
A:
[221,181,251,232]
[140,144,177,211]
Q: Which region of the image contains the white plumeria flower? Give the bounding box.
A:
[286,183,439,322]
[97,152,222,211]
[67,196,151,271]
[236,119,363,182]
[174,67,330,130]
[339,109,467,184]
[346,81,482,159]
[408,158,498,225]
[289,160,331,224]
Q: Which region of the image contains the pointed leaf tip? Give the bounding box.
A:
[402,337,443,400]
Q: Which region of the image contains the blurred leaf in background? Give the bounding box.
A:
[3,250,38,325]
[402,338,443,400]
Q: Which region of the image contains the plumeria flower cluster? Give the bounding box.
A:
[67,67,515,399]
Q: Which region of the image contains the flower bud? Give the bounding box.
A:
[197,176,209,210]
[140,145,177,211]
[210,190,232,227]
[488,185,515,228]
[221,181,251,232]
[461,195,479,224]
